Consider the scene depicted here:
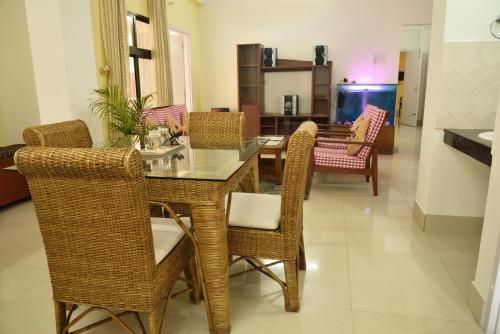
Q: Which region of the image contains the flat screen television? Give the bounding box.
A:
[335,84,396,126]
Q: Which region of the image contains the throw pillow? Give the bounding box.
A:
[347,115,370,156]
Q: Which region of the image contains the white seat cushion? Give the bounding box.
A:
[151,217,191,264]
[228,192,281,230]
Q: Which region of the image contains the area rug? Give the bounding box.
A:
[259,180,282,195]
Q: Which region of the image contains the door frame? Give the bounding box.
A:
[400,48,422,127]
[168,26,193,112]
[399,24,431,127]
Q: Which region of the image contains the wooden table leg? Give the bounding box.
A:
[191,200,231,334]
[274,150,282,185]
[237,156,259,193]
[251,157,259,192]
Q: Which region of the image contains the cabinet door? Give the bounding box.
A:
[241,105,260,137]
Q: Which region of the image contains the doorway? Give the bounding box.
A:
[398,25,431,127]
[169,27,193,111]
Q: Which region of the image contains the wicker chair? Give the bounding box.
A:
[15,147,202,334]
[23,119,93,148]
[187,112,244,145]
[313,105,388,196]
[226,121,318,312]
[185,112,258,194]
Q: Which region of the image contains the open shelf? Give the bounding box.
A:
[260,114,329,119]
[261,59,313,72]
[238,44,332,136]
[258,114,330,135]
[262,65,313,72]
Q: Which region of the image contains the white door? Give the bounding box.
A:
[169,28,193,111]
[400,49,422,127]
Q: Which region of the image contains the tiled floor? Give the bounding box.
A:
[0,125,483,333]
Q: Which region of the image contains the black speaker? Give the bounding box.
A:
[314,45,328,65]
[263,48,277,67]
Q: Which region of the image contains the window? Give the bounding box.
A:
[127,12,157,105]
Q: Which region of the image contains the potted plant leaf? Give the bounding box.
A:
[89,85,154,148]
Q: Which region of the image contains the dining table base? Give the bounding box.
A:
[146,152,262,334]
[191,200,231,334]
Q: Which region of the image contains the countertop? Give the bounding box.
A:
[444,129,493,148]
[443,129,493,167]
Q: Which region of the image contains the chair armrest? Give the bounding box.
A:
[149,201,197,246]
[316,131,352,137]
[315,138,379,147]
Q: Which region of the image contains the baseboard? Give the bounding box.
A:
[468,281,486,324]
[412,200,483,232]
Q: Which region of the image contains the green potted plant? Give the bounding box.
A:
[89,85,154,147]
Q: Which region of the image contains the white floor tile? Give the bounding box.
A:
[0,124,485,333]
[352,311,482,334]
[346,223,440,262]
[0,262,49,308]
[349,255,474,321]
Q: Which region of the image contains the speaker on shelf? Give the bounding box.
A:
[314,45,328,65]
[263,47,277,67]
[281,95,299,115]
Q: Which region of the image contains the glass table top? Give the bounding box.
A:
[143,137,268,182]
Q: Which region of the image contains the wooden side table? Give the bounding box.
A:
[258,136,290,185]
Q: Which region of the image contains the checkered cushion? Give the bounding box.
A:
[316,137,348,150]
[357,105,386,161]
[314,147,366,169]
[143,105,187,126]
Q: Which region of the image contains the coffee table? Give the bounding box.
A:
[258,136,290,185]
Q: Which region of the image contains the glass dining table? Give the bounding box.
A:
[4,136,268,333]
[144,136,268,334]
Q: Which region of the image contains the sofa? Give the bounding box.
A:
[0,144,30,206]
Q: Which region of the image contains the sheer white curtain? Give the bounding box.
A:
[99,0,129,140]
[149,0,173,107]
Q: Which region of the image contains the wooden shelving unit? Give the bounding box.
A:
[260,114,330,135]
[237,44,333,136]
[237,44,263,137]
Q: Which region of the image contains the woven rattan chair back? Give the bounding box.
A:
[187,112,244,146]
[15,147,159,310]
[280,121,317,255]
[23,119,93,148]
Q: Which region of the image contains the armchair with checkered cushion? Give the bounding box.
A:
[143,104,188,130]
[311,105,388,196]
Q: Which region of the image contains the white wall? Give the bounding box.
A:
[415,0,498,217]
[199,0,433,112]
[445,0,500,42]
[0,0,40,146]
[0,0,102,145]
[24,0,72,124]
[58,0,103,142]
[475,92,500,314]
[415,0,500,320]
[415,0,449,216]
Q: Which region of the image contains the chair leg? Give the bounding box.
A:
[298,232,307,271]
[365,160,370,183]
[148,309,160,334]
[54,301,66,334]
[372,147,379,196]
[284,257,300,312]
[184,256,201,304]
[305,150,314,198]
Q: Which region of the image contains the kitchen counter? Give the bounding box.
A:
[443,129,493,167]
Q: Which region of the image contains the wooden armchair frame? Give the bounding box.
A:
[310,112,388,196]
